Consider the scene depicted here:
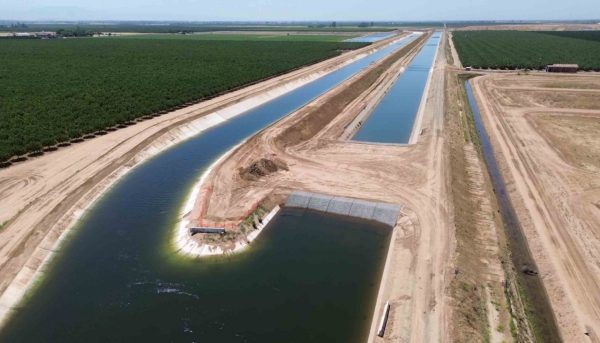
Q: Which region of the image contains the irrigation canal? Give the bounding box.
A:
[353,32,441,144]
[0,34,420,342]
[465,81,561,342]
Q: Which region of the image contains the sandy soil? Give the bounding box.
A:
[182,30,454,342]
[0,33,408,327]
[472,73,600,342]
[447,32,462,69]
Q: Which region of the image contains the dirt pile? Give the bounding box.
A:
[238,157,289,181]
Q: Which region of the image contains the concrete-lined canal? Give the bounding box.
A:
[353,32,440,144]
[0,34,420,342]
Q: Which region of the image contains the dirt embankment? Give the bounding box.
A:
[187,33,429,229]
[472,73,600,342]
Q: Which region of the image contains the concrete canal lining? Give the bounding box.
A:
[351,32,441,144]
[286,191,401,227]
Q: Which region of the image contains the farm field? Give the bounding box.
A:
[0,38,366,162]
[117,33,357,42]
[544,30,600,43]
[453,30,600,70]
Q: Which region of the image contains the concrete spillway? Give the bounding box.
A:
[285,191,401,227]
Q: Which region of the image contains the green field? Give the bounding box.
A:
[0,38,365,162]
[453,30,600,70]
[117,33,357,42]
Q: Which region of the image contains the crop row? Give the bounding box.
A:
[453,30,600,71]
[0,38,365,163]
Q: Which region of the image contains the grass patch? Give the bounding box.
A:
[239,206,268,233]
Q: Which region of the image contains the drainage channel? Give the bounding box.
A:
[464,80,561,342]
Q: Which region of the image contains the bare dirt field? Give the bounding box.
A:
[182,30,457,342]
[0,33,408,326]
[472,73,600,342]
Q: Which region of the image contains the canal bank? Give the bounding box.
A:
[464,79,561,342]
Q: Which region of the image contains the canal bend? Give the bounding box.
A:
[0,34,421,342]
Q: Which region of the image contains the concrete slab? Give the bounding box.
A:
[286,191,311,208]
[285,191,401,227]
[326,197,353,216]
[372,203,402,227]
[349,199,376,220]
[307,193,333,212]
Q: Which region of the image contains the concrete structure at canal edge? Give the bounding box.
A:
[285,191,401,227]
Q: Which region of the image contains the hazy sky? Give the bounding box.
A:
[1,0,599,21]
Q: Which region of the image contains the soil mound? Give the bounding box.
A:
[239,157,289,181]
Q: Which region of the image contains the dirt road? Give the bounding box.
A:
[472,73,600,342]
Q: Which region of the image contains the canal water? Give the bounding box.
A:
[0,205,391,342]
[464,81,561,342]
[0,34,413,342]
[353,32,441,144]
